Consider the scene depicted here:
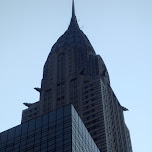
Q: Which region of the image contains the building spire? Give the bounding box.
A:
[68,0,79,28]
[72,0,75,18]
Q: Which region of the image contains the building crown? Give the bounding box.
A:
[51,0,95,54]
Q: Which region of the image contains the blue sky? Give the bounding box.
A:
[0,0,151,151]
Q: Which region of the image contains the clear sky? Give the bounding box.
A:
[0,0,151,151]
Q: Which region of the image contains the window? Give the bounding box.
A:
[57,107,63,119]
[21,122,28,135]
[8,128,15,140]
[28,119,35,131]
[49,110,56,122]
[36,116,42,128]
[43,114,48,126]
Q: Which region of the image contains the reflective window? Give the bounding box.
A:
[8,127,15,140]
[43,113,48,126]
[15,125,21,137]
[49,110,56,122]
[0,131,8,143]
[21,122,28,134]
[28,119,35,131]
[57,107,63,119]
[64,104,71,116]
[36,116,42,128]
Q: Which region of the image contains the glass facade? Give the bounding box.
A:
[0,104,100,152]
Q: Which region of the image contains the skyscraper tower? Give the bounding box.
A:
[1,1,132,152]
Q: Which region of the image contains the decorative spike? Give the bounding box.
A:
[34,87,42,92]
[122,106,129,111]
[23,103,33,107]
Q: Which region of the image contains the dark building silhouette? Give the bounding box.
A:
[0,104,100,152]
[0,1,132,152]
